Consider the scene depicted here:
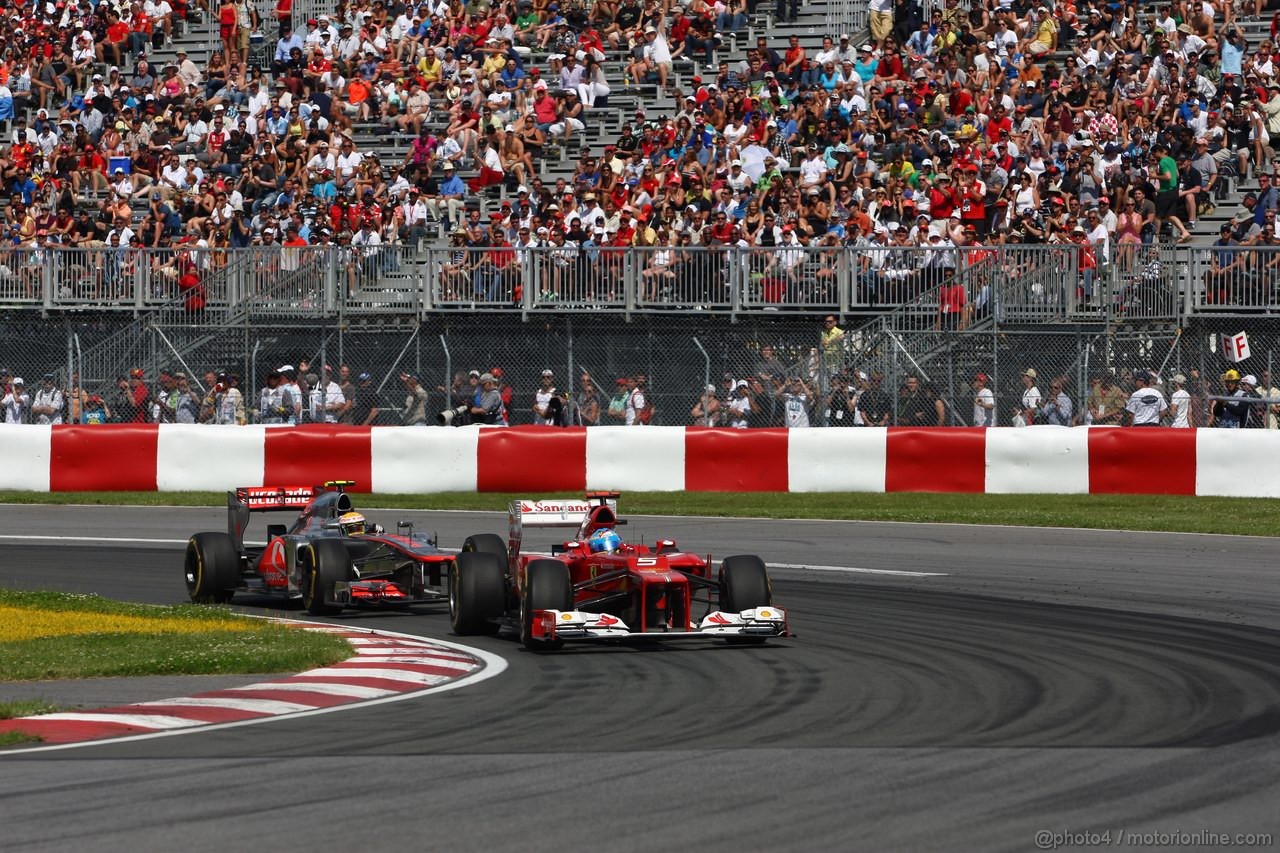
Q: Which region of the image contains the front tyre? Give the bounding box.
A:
[302,539,352,617]
[520,559,573,651]
[450,552,507,635]
[185,532,240,604]
[719,555,772,645]
[719,555,772,611]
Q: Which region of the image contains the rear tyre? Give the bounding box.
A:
[520,559,573,651]
[302,539,352,616]
[185,533,240,604]
[450,552,507,635]
[462,533,508,561]
[719,555,772,645]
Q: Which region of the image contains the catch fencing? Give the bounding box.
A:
[7,314,1280,431]
[4,241,1280,430]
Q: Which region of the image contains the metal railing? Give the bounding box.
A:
[1187,244,1280,314]
[10,243,1280,320]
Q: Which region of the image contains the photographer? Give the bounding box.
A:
[469,373,508,425]
[401,372,429,425]
[201,372,246,425]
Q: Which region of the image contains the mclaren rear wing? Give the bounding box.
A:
[227,481,355,549]
[507,492,621,572]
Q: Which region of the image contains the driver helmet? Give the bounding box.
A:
[338,511,366,536]
[588,529,621,553]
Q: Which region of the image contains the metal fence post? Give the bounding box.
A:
[41,255,54,315]
[324,246,338,315]
[440,333,450,397]
[1183,246,1196,319]
[728,246,741,319]
[567,317,575,386]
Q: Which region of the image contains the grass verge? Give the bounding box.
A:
[0,490,1276,536]
[0,589,352,682]
[0,731,41,746]
[0,699,60,719]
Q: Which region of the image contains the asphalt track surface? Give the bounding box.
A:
[2,505,1280,853]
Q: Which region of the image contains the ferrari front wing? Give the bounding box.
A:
[527,606,789,643]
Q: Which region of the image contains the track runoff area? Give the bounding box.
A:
[1,493,1278,852]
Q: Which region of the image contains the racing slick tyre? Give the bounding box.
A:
[302,539,352,617]
[719,555,772,645]
[450,552,506,636]
[462,533,508,561]
[185,532,240,604]
[520,559,573,652]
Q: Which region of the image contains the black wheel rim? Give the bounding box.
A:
[185,549,200,595]
[448,562,459,621]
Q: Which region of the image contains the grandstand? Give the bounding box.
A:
[3,0,1280,428]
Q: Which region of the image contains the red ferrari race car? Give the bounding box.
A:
[184,481,456,616]
[448,492,789,650]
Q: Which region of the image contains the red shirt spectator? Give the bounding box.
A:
[107,19,131,46]
[960,179,985,225]
[984,111,1013,145]
[929,183,960,220]
[532,90,558,124]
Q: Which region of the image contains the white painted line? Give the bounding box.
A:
[770,563,948,577]
[0,534,191,545]
[293,667,452,685]
[226,682,397,699]
[142,696,317,714]
[346,655,476,670]
[352,648,478,663]
[0,503,1264,542]
[30,713,207,730]
[1,628,509,756]
[345,638,460,648]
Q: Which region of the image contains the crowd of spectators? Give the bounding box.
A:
[680,361,1280,428]
[7,0,1280,307]
[1,351,1275,428]
[0,361,662,426]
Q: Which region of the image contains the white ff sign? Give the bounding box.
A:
[1222,331,1252,363]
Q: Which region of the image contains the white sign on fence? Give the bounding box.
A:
[1222,331,1252,363]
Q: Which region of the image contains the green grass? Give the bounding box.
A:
[0,731,41,746]
[0,699,60,720]
[0,589,353,682]
[0,695,65,748]
[0,490,1277,536]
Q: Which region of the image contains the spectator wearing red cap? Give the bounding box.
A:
[972,373,994,427]
[606,377,632,422]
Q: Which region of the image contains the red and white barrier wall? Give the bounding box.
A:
[0,424,1275,497]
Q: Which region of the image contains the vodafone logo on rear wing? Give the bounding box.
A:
[237,486,317,510]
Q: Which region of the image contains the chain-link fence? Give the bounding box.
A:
[5,310,1280,429]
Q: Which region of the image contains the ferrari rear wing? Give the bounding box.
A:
[507,493,621,572]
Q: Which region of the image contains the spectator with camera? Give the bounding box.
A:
[469,372,508,425]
